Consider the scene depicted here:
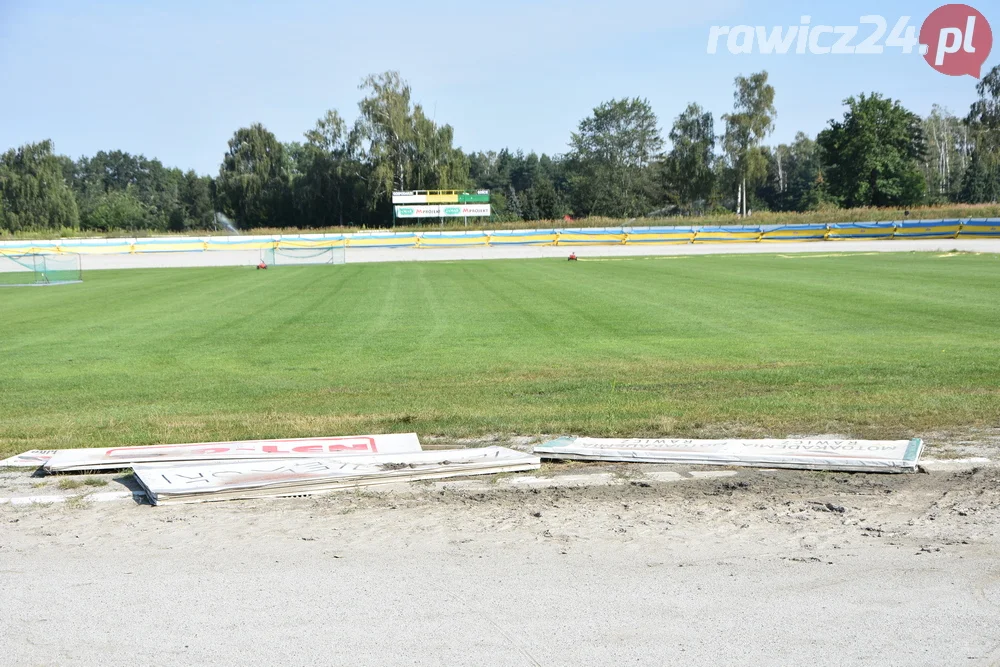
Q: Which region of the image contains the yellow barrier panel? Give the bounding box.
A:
[203,240,274,251]
[693,229,762,243]
[626,230,695,244]
[488,233,558,245]
[759,227,829,242]
[826,223,895,240]
[132,241,211,253]
[0,246,56,255]
[958,221,1000,238]
[893,223,961,239]
[347,235,419,248]
[277,239,347,249]
[417,235,490,247]
[556,232,626,245]
[62,243,135,254]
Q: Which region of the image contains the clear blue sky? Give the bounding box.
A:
[1,0,995,175]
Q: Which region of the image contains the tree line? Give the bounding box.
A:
[2,67,999,233]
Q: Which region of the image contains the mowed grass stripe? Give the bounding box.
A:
[0,253,998,455]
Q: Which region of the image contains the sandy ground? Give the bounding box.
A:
[2,451,999,666]
[64,238,1000,270]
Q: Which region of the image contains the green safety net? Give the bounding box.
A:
[260,246,345,266]
[0,254,82,286]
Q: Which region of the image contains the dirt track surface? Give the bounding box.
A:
[74,238,1000,270]
[3,464,999,666]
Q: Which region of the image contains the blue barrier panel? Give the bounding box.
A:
[694,226,762,243]
[827,221,896,240]
[760,224,828,242]
[489,230,558,245]
[0,240,60,254]
[347,233,419,248]
[277,235,347,248]
[893,220,961,239]
[959,219,1000,238]
[418,232,490,247]
[132,237,210,252]
[55,239,134,254]
[557,228,627,244]
[625,227,696,244]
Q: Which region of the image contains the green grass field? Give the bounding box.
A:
[2,252,999,457]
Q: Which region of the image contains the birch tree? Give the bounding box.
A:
[722,72,776,217]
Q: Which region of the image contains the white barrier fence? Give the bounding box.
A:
[1,219,997,258]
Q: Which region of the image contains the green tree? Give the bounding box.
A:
[818,93,927,207]
[216,124,291,228]
[508,152,569,220]
[799,170,839,211]
[411,106,470,193]
[354,71,470,219]
[568,97,663,217]
[662,103,716,212]
[0,140,79,232]
[961,147,1000,203]
[292,110,368,227]
[722,71,777,217]
[467,149,571,221]
[355,72,415,214]
[71,150,185,231]
[758,133,823,212]
[469,150,517,220]
[921,105,970,203]
[177,171,215,231]
[961,66,1000,203]
[81,189,150,231]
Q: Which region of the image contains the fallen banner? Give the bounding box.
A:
[534,437,924,473]
[133,446,541,505]
[0,450,59,468]
[43,434,422,473]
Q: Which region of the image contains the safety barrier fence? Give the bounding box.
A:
[1,219,997,256]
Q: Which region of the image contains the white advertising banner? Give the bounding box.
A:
[134,446,541,505]
[394,205,442,218]
[534,437,924,473]
[392,193,428,204]
[43,434,422,472]
[395,205,492,218]
[0,450,59,468]
[444,204,491,217]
